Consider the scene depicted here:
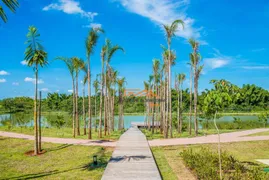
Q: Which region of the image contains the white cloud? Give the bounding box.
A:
[43,0,98,20]
[24,77,44,84]
[83,23,102,29]
[0,79,6,83]
[204,58,229,69]
[56,90,60,92]
[242,66,269,70]
[40,88,49,92]
[68,89,73,93]
[0,70,9,75]
[12,82,19,86]
[114,0,204,41]
[252,48,266,52]
[204,48,231,69]
[21,60,27,65]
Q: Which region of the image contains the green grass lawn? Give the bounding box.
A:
[247,129,269,136]
[142,128,236,140]
[0,126,124,140]
[152,141,269,179]
[0,136,113,180]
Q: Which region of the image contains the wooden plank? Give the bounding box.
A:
[102,126,161,180]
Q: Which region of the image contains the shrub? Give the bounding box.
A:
[181,148,268,179]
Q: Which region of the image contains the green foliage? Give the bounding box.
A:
[258,112,269,127]
[0,0,19,23]
[0,97,33,113]
[181,148,269,180]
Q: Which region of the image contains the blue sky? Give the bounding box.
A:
[0,0,269,99]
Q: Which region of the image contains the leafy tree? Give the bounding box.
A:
[203,79,239,179]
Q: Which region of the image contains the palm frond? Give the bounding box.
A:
[1,0,19,23]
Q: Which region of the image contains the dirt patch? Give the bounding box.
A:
[25,149,47,156]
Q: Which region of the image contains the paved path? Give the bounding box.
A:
[101,126,161,180]
[0,128,269,147]
[0,131,116,147]
[149,128,269,146]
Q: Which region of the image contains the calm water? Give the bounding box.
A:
[0,113,261,129]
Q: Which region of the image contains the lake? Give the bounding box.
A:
[0,113,262,129]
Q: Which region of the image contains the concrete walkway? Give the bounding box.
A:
[0,131,116,147]
[149,128,269,146]
[0,128,269,147]
[101,126,161,180]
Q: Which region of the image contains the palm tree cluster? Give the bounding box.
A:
[24,26,126,155]
[99,39,124,138]
[144,19,204,138]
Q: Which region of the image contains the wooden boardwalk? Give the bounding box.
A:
[102,126,161,180]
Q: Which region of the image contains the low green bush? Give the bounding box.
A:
[181,148,268,180]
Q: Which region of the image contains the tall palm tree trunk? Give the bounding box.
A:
[168,50,173,138]
[179,83,183,133]
[76,73,80,136]
[34,64,38,155]
[95,93,97,132]
[177,87,180,133]
[112,90,115,131]
[194,75,198,136]
[152,83,155,134]
[38,91,42,152]
[72,79,76,138]
[99,61,104,138]
[104,70,107,136]
[160,83,163,133]
[87,56,92,139]
[189,67,193,135]
[83,86,86,135]
[165,75,168,138]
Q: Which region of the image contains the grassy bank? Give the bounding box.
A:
[247,130,269,136]
[152,141,269,179]
[0,136,113,179]
[0,126,124,140]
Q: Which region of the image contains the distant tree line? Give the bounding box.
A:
[1,83,268,114]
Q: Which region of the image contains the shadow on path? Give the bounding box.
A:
[109,155,151,162]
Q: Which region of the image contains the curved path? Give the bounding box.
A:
[0,131,116,147]
[0,128,269,147]
[149,128,269,146]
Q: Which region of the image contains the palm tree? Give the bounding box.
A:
[93,75,99,132]
[85,27,103,139]
[163,19,184,138]
[0,0,19,23]
[99,46,106,138]
[71,57,85,136]
[188,55,194,135]
[161,46,177,138]
[111,70,118,131]
[56,57,76,138]
[117,77,126,130]
[24,26,48,155]
[103,39,124,135]
[189,38,203,136]
[82,74,88,135]
[176,73,186,133]
[143,81,149,128]
[148,75,154,130]
[72,57,85,136]
[152,59,160,133]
